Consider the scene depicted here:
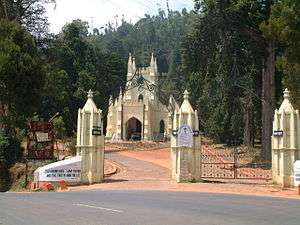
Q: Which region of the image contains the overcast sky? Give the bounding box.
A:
[46,0,194,34]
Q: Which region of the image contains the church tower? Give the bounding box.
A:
[107,53,170,141]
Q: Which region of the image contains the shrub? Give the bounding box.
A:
[0,133,22,165]
[0,133,23,192]
[52,116,66,139]
[0,163,10,192]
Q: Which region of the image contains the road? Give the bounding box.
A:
[1,191,299,225]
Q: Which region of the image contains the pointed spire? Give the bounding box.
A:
[283,88,290,100]
[87,89,93,99]
[183,90,189,100]
[109,95,113,105]
[128,53,132,66]
[127,53,133,75]
[132,57,136,72]
[119,87,123,97]
[83,89,98,112]
[279,88,295,112]
[154,57,158,73]
[150,52,155,67]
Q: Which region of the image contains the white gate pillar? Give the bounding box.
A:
[171,90,201,182]
[76,90,104,184]
[272,88,300,187]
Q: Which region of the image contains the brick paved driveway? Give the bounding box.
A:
[105,152,170,181]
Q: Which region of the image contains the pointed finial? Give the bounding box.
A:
[283,88,290,100]
[132,57,136,68]
[183,90,189,100]
[87,89,93,99]
[119,87,123,96]
[128,53,132,63]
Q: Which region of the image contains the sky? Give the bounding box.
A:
[45,0,194,34]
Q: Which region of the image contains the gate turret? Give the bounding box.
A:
[272,88,300,187]
[76,90,104,184]
[171,90,201,182]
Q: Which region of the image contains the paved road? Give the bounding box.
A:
[1,191,299,225]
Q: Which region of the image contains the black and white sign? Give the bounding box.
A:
[177,125,193,147]
[92,126,102,136]
[273,130,284,137]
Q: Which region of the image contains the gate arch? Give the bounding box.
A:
[125,117,142,140]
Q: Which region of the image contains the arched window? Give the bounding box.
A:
[138,94,143,102]
[159,120,165,134]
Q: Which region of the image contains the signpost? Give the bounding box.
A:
[27,121,54,160]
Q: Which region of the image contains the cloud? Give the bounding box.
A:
[46,0,194,33]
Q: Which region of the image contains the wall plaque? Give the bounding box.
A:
[177,124,193,147]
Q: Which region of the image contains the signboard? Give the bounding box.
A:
[294,160,300,187]
[35,132,50,142]
[177,125,193,147]
[36,156,81,182]
[27,121,54,160]
[273,130,284,137]
[92,126,102,136]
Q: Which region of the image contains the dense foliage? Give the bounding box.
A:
[39,20,126,134]
[0,19,44,135]
[0,133,22,191]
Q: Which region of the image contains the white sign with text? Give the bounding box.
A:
[177,124,193,148]
[36,156,81,182]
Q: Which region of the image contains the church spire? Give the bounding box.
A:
[150,52,158,75]
[132,57,136,72]
[150,52,155,67]
[127,53,133,75]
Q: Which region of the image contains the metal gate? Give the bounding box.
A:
[201,145,272,180]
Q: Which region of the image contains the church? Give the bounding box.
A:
[106,53,177,141]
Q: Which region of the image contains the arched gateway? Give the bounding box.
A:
[125,117,142,140]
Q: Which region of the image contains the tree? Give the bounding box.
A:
[0,19,45,135]
[52,116,66,139]
[182,1,262,145]
[40,20,126,135]
[0,0,55,37]
[261,0,300,109]
[0,132,22,192]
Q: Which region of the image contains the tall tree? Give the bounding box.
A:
[0,0,55,38]
[0,19,45,135]
[182,1,262,144]
[40,20,126,135]
[261,0,300,109]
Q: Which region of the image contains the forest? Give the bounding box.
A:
[0,0,300,190]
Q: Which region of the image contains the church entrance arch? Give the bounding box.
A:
[125,117,142,141]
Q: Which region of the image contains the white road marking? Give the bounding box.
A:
[73,203,123,213]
